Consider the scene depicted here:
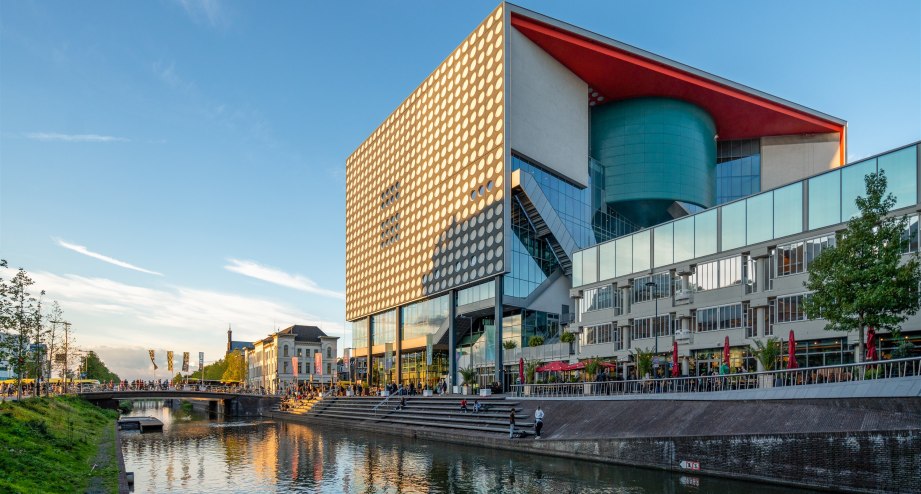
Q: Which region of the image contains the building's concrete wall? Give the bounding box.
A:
[525,273,572,315]
[761,133,841,190]
[509,27,588,186]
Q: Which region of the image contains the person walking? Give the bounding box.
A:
[534,406,544,439]
[509,409,516,439]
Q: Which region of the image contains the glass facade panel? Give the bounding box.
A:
[716,139,761,204]
[457,280,495,306]
[581,285,616,313]
[654,223,673,268]
[720,200,746,251]
[808,170,841,229]
[615,235,632,277]
[352,318,369,350]
[773,182,803,238]
[582,247,598,285]
[841,158,877,221]
[689,255,742,292]
[774,293,811,323]
[572,251,583,287]
[878,146,917,210]
[401,294,449,340]
[632,272,670,304]
[902,214,920,254]
[673,216,694,263]
[599,241,616,280]
[580,323,619,349]
[746,191,773,244]
[507,198,562,298]
[695,209,717,257]
[371,309,397,346]
[633,230,651,272]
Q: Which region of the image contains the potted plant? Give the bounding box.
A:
[751,337,781,388]
[524,360,538,395]
[561,331,576,355]
[503,339,518,350]
[458,367,477,395]
[583,358,600,395]
[633,347,653,380]
[528,335,545,347]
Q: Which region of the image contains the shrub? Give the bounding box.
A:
[560,332,576,344]
[503,339,518,350]
[528,335,545,347]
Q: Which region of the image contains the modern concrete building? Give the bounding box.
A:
[346,3,915,390]
[245,325,339,393]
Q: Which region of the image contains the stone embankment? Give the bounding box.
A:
[269,392,921,493]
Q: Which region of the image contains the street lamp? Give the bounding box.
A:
[645,281,659,357]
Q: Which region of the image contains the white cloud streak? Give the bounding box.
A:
[0,267,347,380]
[224,259,345,300]
[54,239,163,276]
[25,132,128,142]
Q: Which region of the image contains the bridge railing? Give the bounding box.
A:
[77,384,270,396]
[510,356,921,399]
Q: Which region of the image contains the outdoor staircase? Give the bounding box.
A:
[282,395,535,436]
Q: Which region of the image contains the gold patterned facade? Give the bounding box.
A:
[345,5,506,321]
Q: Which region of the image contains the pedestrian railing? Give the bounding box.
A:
[510,356,921,398]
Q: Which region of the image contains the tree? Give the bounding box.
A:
[751,337,781,371]
[0,263,44,400]
[80,351,120,382]
[221,350,246,383]
[45,302,63,380]
[803,170,921,362]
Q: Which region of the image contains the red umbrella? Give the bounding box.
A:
[599,362,618,369]
[866,328,877,361]
[518,358,525,384]
[787,330,799,369]
[564,361,586,371]
[723,336,730,366]
[672,340,680,377]
[535,361,568,373]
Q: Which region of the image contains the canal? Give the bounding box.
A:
[121,401,819,493]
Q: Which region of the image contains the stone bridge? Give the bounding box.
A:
[80,390,280,417]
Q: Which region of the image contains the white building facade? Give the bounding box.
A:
[245,325,339,393]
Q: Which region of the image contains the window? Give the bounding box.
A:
[689,255,742,292]
[580,323,620,350]
[902,214,920,254]
[581,285,616,314]
[695,303,748,332]
[284,345,289,357]
[327,347,332,359]
[326,363,331,375]
[773,293,811,323]
[716,139,761,204]
[283,361,288,373]
[632,314,672,340]
[632,272,670,304]
[775,234,835,277]
[297,348,302,357]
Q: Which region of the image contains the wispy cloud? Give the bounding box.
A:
[0,266,346,379]
[54,239,163,276]
[25,132,128,143]
[225,259,345,300]
[152,60,195,92]
[175,0,228,28]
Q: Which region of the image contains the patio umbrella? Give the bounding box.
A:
[866,327,877,361]
[535,361,568,373]
[723,336,730,366]
[518,358,525,384]
[672,340,680,377]
[599,362,618,369]
[787,330,799,369]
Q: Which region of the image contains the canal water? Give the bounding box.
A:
[121,401,818,493]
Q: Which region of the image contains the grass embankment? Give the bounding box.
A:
[0,396,119,493]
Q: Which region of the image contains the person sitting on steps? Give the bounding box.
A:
[460,398,468,413]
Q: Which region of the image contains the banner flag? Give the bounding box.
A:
[167,351,174,372]
[384,343,393,371]
[149,350,158,370]
[292,357,299,379]
[343,348,350,368]
[199,352,204,370]
[315,352,323,375]
[182,352,190,372]
[426,334,433,366]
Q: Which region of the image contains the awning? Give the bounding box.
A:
[535,360,569,372]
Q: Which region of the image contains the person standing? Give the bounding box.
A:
[534,406,544,439]
[509,409,516,439]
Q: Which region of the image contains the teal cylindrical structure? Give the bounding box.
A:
[591,98,716,227]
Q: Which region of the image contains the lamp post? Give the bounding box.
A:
[645,281,659,357]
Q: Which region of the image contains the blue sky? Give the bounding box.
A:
[1,0,919,379]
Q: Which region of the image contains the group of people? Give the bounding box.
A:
[458,399,487,414]
[508,406,544,439]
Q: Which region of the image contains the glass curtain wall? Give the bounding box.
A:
[401,295,449,340]
[506,198,561,298]
[399,350,448,389]
[716,139,761,204]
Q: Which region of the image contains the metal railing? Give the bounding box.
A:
[510,356,921,398]
[77,384,267,396]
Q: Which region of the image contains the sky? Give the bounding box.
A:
[1,0,919,380]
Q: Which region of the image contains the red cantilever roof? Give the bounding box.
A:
[508,6,846,160]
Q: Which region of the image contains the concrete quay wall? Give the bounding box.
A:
[268,396,921,493]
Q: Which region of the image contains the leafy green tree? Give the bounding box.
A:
[0,262,44,399]
[527,335,544,347]
[751,337,781,371]
[803,171,921,361]
[633,347,653,378]
[80,351,120,382]
[221,350,246,383]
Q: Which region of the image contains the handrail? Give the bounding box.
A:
[372,392,397,415]
[511,356,921,398]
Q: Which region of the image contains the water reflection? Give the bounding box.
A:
[122,401,817,493]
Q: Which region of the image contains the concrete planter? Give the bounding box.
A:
[583,382,593,396]
[758,375,775,389]
[462,385,470,395]
[524,385,532,396]
[452,385,460,394]
[346,390,354,397]
[423,390,433,397]
[479,389,492,397]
